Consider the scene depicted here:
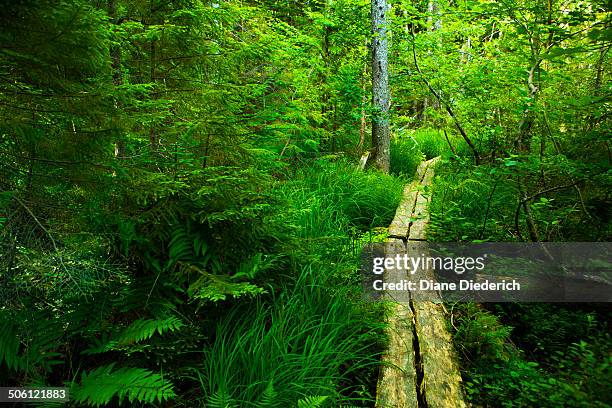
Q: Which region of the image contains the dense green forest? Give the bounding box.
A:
[0,0,610,406]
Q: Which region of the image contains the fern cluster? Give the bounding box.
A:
[71,364,175,406]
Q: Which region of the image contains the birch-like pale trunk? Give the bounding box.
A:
[371,0,390,173]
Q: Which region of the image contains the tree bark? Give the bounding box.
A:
[371,0,391,173]
[108,0,125,159]
[358,39,368,152]
[424,0,442,112]
[148,0,158,152]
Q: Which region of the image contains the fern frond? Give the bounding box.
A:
[117,317,184,345]
[186,267,265,302]
[81,333,117,355]
[24,318,64,372]
[169,226,193,264]
[297,395,328,408]
[167,226,211,272]
[257,381,277,407]
[0,320,22,371]
[0,312,64,374]
[71,363,175,407]
[207,390,238,408]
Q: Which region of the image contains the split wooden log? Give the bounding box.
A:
[376,239,417,408]
[413,301,466,408]
[376,157,467,408]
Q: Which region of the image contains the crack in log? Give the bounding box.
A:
[410,299,428,408]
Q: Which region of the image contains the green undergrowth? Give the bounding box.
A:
[0,158,399,407]
[190,159,403,406]
[428,157,611,242]
[450,303,611,408]
[428,158,519,241]
[428,154,611,407]
[197,264,386,407]
[390,128,470,176]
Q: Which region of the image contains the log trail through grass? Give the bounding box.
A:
[376,157,467,408]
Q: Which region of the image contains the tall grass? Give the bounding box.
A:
[390,128,471,176]
[277,160,404,236]
[390,137,423,176]
[196,264,385,407]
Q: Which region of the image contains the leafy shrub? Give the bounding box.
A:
[428,159,519,241]
[492,303,599,361]
[428,153,610,242]
[452,303,512,364]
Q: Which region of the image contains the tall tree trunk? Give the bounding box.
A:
[148,0,158,152]
[358,39,368,152]
[108,0,125,159]
[371,0,390,172]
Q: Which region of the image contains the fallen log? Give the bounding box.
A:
[376,157,467,408]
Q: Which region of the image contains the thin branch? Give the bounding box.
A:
[480,176,500,239]
[519,172,605,205]
[410,30,480,164]
[12,195,85,296]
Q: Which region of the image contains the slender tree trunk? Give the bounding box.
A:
[427,0,442,31]
[148,1,158,152]
[515,59,540,153]
[585,44,610,133]
[358,39,368,152]
[149,38,157,150]
[443,129,455,155]
[516,1,555,154]
[371,0,391,172]
[593,45,609,92]
[358,88,367,152]
[516,175,540,242]
[108,0,125,159]
[425,0,442,112]
[322,23,332,152]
